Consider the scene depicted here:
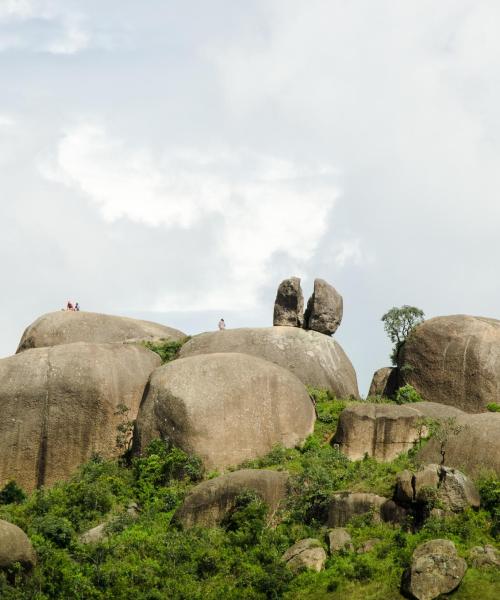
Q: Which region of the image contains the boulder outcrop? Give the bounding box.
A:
[368,367,398,398]
[179,327,359,398]
[333,402,466,463]
[174,469,289,528]
[469,545,500,569]
[0,520,36,572]
[402,539,466,600]
[327,492,391,527]
[0,343,160,491]
[134,353,315,471]
[17,310,186,352]
[304,279,343,336]
[399,315,500,412]
[282,538,326,573]
[327,528,353,553]
[417,412,500,477]
[273,277,304,327]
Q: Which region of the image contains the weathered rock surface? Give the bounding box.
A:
[304,278,343,336]
[399,315,500,412]
[396,464,480,513]
[80,523,108,545]
[134,353,315,471]
[0,343,160,491]
[368,367,398,398]
[174,469,289,528]
[0,520,36,571]
[333,402,466,463]
[273,277,304,327]
[357,538,381,554]
[179,327,359,398]
[402,539,466,600]
[332,403,427,461]
[469,545,500,568]
[17,310,186,352]
[417,412,500,478]
[327,492,390,527]
[327,528,354,553]
[282,538,326,573]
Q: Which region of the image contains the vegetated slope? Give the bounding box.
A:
[0,391,499,600]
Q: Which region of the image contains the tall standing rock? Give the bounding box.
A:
[273,277,304,327]
[0,343,160,491]
[0,520,36,572]
[304,279,343,336]
[368,367,398,398]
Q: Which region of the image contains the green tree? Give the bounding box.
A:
[381,305,424,364]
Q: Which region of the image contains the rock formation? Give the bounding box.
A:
[174,469,289,528]
[368,367,398,398]
[327,528,354,553]
[273,277,304,327]
[0,343,160,491]
[282,539,326,573]
[327,492,391,527]
[179,326,359,398]
[0,520,36,572]
[469,545,500,569]
[399,315,500,412]
[402,539,467,600]
[134,352,316,471]
[303,278,343,336]
[17,310,186,352]
[333,402,466,463]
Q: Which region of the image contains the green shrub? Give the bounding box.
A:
[0,481,26,505]
[142,339,187,363]
[486,402,500,412]
[394,384,423,404]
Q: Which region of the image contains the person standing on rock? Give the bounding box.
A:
[218,318,226,331]
[75,302,80,311]
[66,301,74,311]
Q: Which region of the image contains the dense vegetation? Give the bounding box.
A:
[1,390,499,599]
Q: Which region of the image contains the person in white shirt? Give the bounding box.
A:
[218,318,226,331]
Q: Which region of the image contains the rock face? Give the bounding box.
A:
[332,403,427,461]
[469,545,500,568]
[304,279,343,336]
[134,353,315,471]
[273,277,304,327]
[282,539,326,573]
[396,464,480,513]
[17,310,186,352]
[0,520,36,571]
[327,492,390,527]
[174,469,289,528]
[368,367,398,398]
[402,539,467,600]
[179,327,359,398]
[327,528,353,553]
[417,412,500,477]
[0,343,160,491]
[333,402,466,463]
[80,523,108,545]
[399,315,500,412]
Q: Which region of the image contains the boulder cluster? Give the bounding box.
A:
[273,277,343,336]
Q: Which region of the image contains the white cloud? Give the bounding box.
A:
[39,122,340,309]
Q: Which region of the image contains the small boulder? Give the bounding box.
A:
[0,520,36,572]
[173,469,289,528]
[327,528,354,553]
[304,278,343,336]
[282,538,326,573]
[17,310,186,352]
[357,538,381,554]
[327,492,389,527]
[134,353,315,471]
[273,277,304,327]
[368,367,398,398]
[469,545,500,569]
[402,539,466,600]
[179,326,359,398]
[79,523,108,545]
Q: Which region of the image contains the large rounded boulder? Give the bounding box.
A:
[17,310,186,352]
[0,343,160,491]
[174,469,289,528]
[399,315,500,412]
[134,352,316,470]
[0,520,36,573]
[179,327,359,398]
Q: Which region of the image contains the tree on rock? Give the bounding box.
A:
[381,305,424,364]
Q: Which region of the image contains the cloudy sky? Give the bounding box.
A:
[1,0,499,394]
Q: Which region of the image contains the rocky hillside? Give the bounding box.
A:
[0,278,499,599]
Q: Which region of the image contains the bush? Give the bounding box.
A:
[0,481,26,505]
[142,339,187,363]
[486,403,500,412]
[394,384,423,404]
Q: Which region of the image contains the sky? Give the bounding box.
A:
[1,0,499,395]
